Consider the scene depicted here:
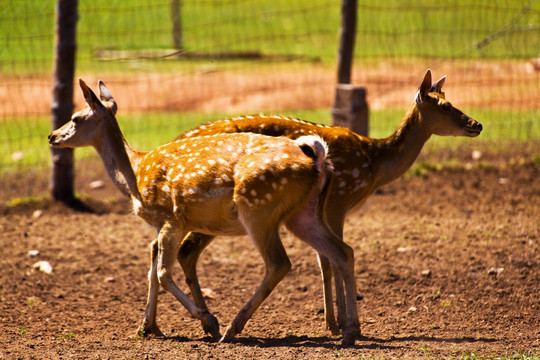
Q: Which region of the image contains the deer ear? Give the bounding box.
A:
[79,78,103,112]
[415,69,432,104]
[98,80,118,115]
[432,75,446,93]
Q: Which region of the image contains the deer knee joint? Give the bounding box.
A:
[271,258,292,280]
[157,268,172,288]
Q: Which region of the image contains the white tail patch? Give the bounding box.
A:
[294,135,333,189]
[294,135,328,159]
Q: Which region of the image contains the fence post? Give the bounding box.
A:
[50,0,78,205]
[171,0,183,50]
[332,84,369,136]
[332,0,368,136]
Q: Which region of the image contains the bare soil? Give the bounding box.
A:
[2,59,538,118]
[1,148,538,359]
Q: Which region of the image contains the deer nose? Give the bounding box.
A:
[48,133,56,144]
[468,119,483,132]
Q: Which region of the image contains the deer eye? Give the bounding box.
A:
[441,103,452,112]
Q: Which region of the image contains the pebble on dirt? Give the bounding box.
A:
[33,260,53,274]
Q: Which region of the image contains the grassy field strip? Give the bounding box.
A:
[1,108,537,170]
[2,1,538,74]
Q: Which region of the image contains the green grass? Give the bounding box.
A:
[2,0,538,74]
[2,107,537,171]
[454,351,540,360]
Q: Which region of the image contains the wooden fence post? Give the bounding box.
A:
[50,0,78,205]
[332,0,369,136]
[171,0,183,50]
[332,84,369,136]
[336,0,356,85]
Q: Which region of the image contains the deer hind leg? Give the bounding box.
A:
[317,254,340,335]
[138,237,165,337]
[177,232,220,338]
[333,269,347,330]
[149,221,219,338]
[323,209,350,333]
[220,221,291,342]
[286,211,360,345]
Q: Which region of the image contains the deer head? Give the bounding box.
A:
[415,69,483,137]
[48,79,119,148]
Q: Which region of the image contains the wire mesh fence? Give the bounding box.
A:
[1,0,539,176]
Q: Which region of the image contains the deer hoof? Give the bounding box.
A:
[202,313,221,339]
[219,325,238,343]
[137,324,165,338]
[327,321,341,336]
[341,333,356,346]
[341,325,361,346]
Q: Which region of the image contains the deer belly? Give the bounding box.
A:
[179,189,246,236]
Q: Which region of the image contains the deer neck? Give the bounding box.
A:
[368,104,432,188]
[93,116,143,201]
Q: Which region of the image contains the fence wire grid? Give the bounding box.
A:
[1,0,539,178]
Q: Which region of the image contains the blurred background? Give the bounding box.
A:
[1,0,538,204]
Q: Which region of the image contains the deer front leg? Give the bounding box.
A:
[178,232,220,338]
[220,228,291,342]
[138,238,165,337]
[154,222,220,338]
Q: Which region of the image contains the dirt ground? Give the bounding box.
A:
[0,57,538,358]
[1,145,538,359]
[2,59,538,118]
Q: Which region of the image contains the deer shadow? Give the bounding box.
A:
[165,333,497,350]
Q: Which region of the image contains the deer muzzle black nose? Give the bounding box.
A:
[48,133,57,145]
[468,118,483,132]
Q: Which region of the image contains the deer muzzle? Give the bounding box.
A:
[464,118,483,137]
[48,131,65,147]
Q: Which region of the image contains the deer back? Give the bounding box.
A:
[179,115,376,214]
[134,132,328,232]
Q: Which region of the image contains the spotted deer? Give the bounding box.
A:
[48,80,362,344]
[176,69,483,336]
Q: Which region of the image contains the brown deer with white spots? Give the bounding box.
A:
[176,69,483,337]
[48,79,362,344]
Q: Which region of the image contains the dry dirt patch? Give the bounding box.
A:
[1,151,538,359]
[1,59,538,118]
